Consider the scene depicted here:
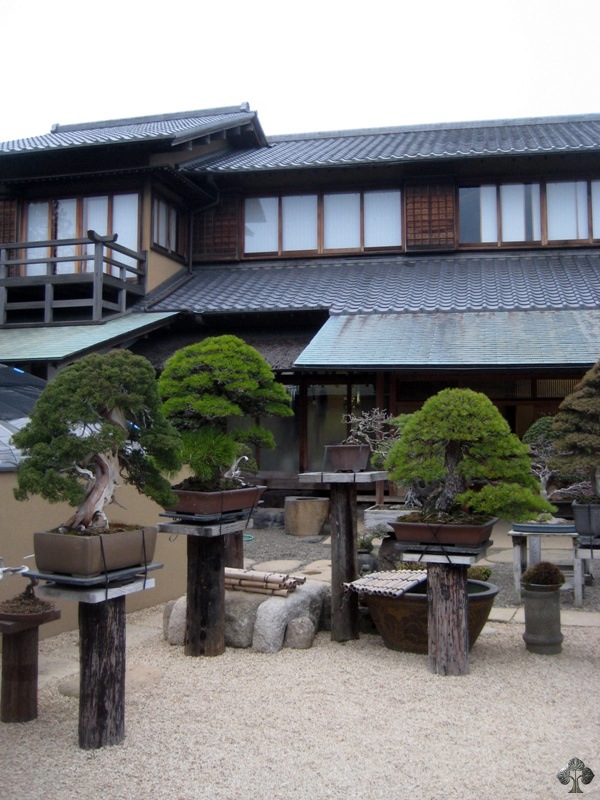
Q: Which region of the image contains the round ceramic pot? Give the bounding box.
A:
[364,579,499,654]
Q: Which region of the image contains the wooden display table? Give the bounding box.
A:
[158,519,245,657]
[1,608,61,723]
[299,471,386,643]
[35,565,160,749]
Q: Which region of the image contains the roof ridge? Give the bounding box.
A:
[52,103,251,134]
[266,112,600,143]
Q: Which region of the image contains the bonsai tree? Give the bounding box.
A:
[551,359,600,500]
[12,350,183,530]
[341,408,405,468]
[158,335,293,490]
[385,388,555,522]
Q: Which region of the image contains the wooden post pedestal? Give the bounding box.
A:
[38,571,158,749]
[158,519,244,657]
[0,610,61,723]
[299,470,387,643]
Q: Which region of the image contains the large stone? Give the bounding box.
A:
[252,581,328,653]
[165,591,266,648]
[284,616,316,649]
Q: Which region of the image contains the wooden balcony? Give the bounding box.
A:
[0,231,146,326]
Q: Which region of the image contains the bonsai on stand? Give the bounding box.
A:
[11,349,183,748]
[551,358,600,536]
[384,388,555,675]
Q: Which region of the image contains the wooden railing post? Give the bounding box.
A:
[0,246,7,325]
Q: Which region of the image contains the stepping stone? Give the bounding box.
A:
[251,559,303,573]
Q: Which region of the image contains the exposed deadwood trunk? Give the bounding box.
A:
[63,452,121,529]
[435,441,467,512]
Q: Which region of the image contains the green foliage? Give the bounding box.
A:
[159,336,293,487]
[13,350,183,516]
[385,388,555,521]
[521,560,565,586]
[551,360,600,495]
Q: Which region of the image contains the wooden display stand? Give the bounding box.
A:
[36,567,159,749]
[158,519,244,656]
[396,543,491,676]
[299,471,386,643]
[0,609,61,723]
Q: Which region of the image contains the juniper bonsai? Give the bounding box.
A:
[158,335,293,490]
[551,359,600,499]
[385,388,554,522]
[13,350,183,530]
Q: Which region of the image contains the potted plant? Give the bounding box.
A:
[158,335,293,516]
[384,388,555,546]
[12,350,183,577]
[520,561,565,654]
[551,359,600,536]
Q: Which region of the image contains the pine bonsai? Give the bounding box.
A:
[551,359,600,499]
[12,350,183,530]
[385,388,555,523]
[158,335,293,491]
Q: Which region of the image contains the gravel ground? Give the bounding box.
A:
[1,520,598,800]
[1,606,598,800]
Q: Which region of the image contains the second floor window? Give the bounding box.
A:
[459,180,600,245]
[244,190,403,256]
[152,196,186,258]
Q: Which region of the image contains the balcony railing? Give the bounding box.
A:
[0,230,147,325]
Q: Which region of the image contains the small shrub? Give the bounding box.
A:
[521,561,565,586]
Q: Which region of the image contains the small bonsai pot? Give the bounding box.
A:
[323,444,370,472]
[572,502,600,536]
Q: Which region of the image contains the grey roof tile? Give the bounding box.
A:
[186,114,600,173]
[144,250,600,316]
[0,105,257,154]
[294,310,600,368]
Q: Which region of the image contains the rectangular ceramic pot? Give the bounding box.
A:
[389,517,497,546]
[573,502,600,536]
[33,527,157,577]
[167,486,266,516]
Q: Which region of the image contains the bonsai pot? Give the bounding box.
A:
[323,444,370,472]
[572,502,600,536]
[33,527,157,577]
[167,485,266,517]
[364,579,499,654]
[521,582,564,655]
[389,517,497,546]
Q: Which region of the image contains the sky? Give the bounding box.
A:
[1,0,598,143]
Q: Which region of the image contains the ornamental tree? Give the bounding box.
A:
[385,388,554,522]
[551,359,600,498]
[158,335,293,490]
[13,350,183,530]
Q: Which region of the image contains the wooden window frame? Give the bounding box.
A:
[151,193,187,260]
[242,189,403,258]
[458,179,600,248]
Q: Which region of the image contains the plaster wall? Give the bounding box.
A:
[0,472,187,638]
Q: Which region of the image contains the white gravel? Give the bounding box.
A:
[1,605,599,800]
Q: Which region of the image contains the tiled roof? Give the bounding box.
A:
[294,310,600,368]
[144,250,600,316]
[0,312,177,362]
[186,114,600,173]
[0,105,258,154]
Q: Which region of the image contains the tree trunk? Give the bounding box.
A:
[435,441,466,512]
[427,564,470,676]
[78,597,126,748]
[64,451,121,529]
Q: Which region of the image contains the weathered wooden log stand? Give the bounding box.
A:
[35,565,160,748]
[299,470,387,643]
[400,543,491,676]
[158,519,245,656]
[0,608,61,723]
